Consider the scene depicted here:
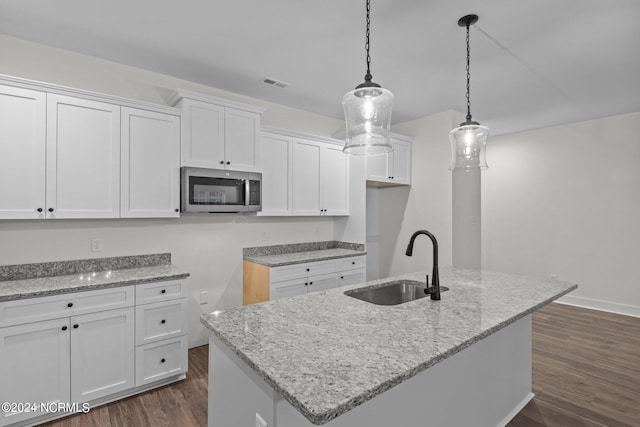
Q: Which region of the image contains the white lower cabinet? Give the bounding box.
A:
[0,278,188,426]
[270,256,366,301]
[0,318,70,426]
[70,307,135,403]
[134,280,189,388]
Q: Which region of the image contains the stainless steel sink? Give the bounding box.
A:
[344,280,449,306]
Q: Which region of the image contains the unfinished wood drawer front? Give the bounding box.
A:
[339,256,366,272]
[135,298,188,345]
[0,286,135,328]
[270,259,339,282]
[135,335,188,386]
[135,279,187,305]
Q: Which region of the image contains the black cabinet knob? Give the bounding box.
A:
[61,326,68,331]
[219,160,224,164]
[48,208,54,212]
[309,282,313,285]
[306,268,310,272]
[160,319,166,324]
[73,324,79,329]
[174,208,179,212]
[304,282,308,286]
[37,208,43,212]
[160,358,166,363]
[340,276,344,279]
[161,289,166,294]
[67,302,73,308]
[226,161,230,165]
[352,261,355,265]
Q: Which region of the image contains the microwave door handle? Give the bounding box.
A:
[244,179,250,206]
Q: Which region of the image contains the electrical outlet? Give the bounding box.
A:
[199,291,209,305]
[91,238,103,252]
[255,413,267,427]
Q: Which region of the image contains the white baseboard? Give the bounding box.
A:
[497,392,535,427]
[556,295,640,318]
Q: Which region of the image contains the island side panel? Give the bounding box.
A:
[243,261,270,305]
[275,315,533,427]
[209,334,276,426]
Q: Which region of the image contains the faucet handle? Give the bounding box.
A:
[425,274,430,287]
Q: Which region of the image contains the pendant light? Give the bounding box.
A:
[449,14,489,170]
[342,0,394,155]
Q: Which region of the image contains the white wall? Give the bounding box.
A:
[0,34,348,347]
[371,111,455,279]
[482,112,640,316]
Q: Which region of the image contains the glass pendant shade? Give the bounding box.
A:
[342,85,394,155]
[449,122,489,170]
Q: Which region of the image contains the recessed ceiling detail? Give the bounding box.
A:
[262,77,289,89]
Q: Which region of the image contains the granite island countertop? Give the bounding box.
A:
[0,253,189,302]
[201,267,577,425]
[243,241,366,267]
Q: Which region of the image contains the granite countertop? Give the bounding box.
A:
[243,241,366,267]
[201,267,577,425]
[0,254,189,302]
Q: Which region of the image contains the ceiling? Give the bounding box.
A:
[1,0,638,136]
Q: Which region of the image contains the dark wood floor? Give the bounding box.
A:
[43,303,639,427]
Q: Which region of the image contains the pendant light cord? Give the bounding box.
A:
[465,23,472,122]
[364,0,372,83]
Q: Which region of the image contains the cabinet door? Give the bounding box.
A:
[0,85,47,219]
[46,95,120,218]
[258,132,292,215]
[70,307,135,403]
[320,144,349,216]
[180,99,225,168]
[292,139,321,215]
[0,318,71,426]
[121,107,180,218]
[338,269,366,287]
[365,153,390,182]
[270,278,308,300]
[224,108,260,172]
[391,139,412,185]
[307,272,339,293]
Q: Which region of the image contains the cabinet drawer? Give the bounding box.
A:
[339,256,366,272]
[338,268,366,287]
[0,286,134,328]
[270,278,307,300]
[270,259,339,282]
[135,335,188,387]
[135,279,187,304]
[135,298,188,346]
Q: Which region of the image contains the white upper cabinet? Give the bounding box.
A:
[121,107,180,218]
[365,136,412,186]
[259,131,292,215]
[0,76,182,220]
[46,95,121,219]
[292,138,322,215]
[260,129,349,217]
[320,144,349,215]
[0,85,46,219]
[169,90,264,172]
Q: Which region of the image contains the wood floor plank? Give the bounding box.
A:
[37,305,639,426]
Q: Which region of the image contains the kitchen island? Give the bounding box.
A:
[201,268,576,427]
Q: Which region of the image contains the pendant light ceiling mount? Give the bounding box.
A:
[342,0,394,155]
[449,13,489,171]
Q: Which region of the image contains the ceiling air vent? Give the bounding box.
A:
[262,77,289,89]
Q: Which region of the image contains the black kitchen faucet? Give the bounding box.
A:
[405,230,441,300]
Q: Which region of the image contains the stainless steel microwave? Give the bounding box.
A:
[181,167,261,213]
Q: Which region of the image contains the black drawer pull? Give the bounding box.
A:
[341,276,344,279]
[67,302,73,308]
[160,358,166,363]
[61,326,68,331]
[48,208,54,212]
[73,324,79,329]
[37,208,43,212]
[309,282,313,285]
[304,282,308,286]
[161,289,166,294]
[352,261,356,265]
[160,319,166,324]
[306,268,310,272]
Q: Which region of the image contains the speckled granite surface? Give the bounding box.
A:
[243,241,366,267]
[201,267,577,425]
[0,254,189,302]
